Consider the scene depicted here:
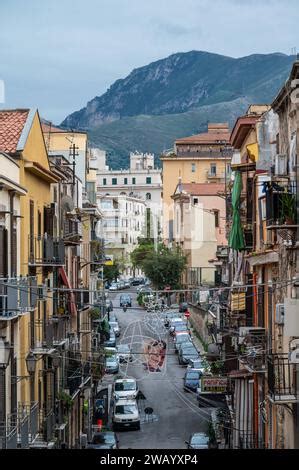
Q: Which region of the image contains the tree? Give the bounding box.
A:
[104,261,120,283]
[142,246,187,289]
[130,239,155,270]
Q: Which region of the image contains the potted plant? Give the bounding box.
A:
[280,192,296,225]
[58,390,74,411]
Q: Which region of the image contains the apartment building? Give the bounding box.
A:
[161,123,232,243]
[204,63,299,449]
[98,193,146,277]
[0,112,103,449]
[171,182,226,286]
[96,150,162,241]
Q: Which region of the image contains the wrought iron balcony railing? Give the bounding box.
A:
[0,402,39,449]
[28,235,65,266]
[0,277,37,320]
[267,353,299,403]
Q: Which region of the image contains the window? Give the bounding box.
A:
[191,163,196,173]
[146,193,151,200]
[103,178,107,185]
[132,177,136,185]
[213,209,219,228]
[193,198,198,205]
[112,178,117,185]
[124,177,128,185]
[101,200,113,209]
[146,177,151,184]
[210,164,217,176]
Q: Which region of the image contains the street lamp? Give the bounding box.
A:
[25,351,37,374]
[0,337,11,368]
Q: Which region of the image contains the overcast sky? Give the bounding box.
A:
[0,0,298,123]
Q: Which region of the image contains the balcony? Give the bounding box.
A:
[267,354,299,403]
[0,402,39,449]
[237,432,266,449]
[64,362,91,397]
[28,407,56,448]
[206,170,227,181]
[63,218,82,245]
[28,236,65,266]
[265,182,298,231]
[0,277,37,321]
[176,150,232,159]
[29,319,56,355]
[238,327,266,373]
[52,316,70,346]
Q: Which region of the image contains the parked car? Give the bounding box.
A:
[109,283,118,291]
[87,431,119,449]
[184,369,203,392]
[169,318,186,334]
[112,398,140,431]
[120,294,132,307]
[178,344,199,365]
[117,344,133,363]
[124,280,131,289]
[174,332,192,353]
[164,311,182,327]
[173,323,189,335]
[109,320,120,337]
[113,378,138,399]
[104,281,111,289]
[187,358,207,373]
[179,302,189,313]
[109,313,118,322]
[131,278,141,286]
[105,354,119,374]
[103,331,116,348]
[185,432,210,449]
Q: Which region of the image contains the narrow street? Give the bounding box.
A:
[107,290,212,449]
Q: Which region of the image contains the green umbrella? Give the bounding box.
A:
[229,171,245,251]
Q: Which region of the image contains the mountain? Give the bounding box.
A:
[61,51,294,168]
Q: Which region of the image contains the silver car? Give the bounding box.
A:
[117,344,133,363]
[109,321,120,337]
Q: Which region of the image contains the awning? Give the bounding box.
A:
[59,267,77,316]
[229,171,245,251]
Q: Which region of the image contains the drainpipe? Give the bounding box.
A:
[9,191,15,277]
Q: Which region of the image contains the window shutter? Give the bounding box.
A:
[11,227,17,277]
[0,226,8,277]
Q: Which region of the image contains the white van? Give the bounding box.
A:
[112,397,140,431]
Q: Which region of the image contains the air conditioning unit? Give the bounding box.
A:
[238,327,266,345]
[274,154,288,176]
[275,303,285,324]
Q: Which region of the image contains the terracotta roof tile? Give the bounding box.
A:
[0,109,29,153]
[41,122,65,133]
[180,183,225,196]
[175,123,230,144]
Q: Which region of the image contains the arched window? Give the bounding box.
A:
[120,192,126,195]
[146,192,151,200]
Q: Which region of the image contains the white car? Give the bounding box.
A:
[112,398,140,431]
[113,378,138,399]
[109,283,118,291]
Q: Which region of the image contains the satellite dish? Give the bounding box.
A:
[61,195,74,212]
